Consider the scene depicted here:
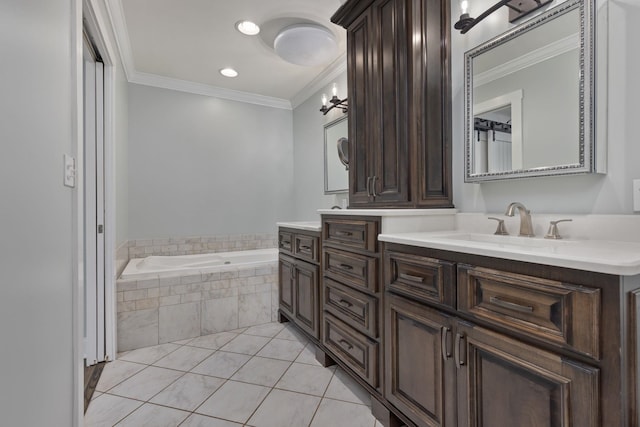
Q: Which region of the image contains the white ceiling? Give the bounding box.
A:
[113,0,347,108]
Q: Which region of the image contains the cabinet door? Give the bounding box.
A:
[294,261,320,340]
[370,0,410,205]
[385,293,456,427]
[278,255,295,317]
[347,9,375,207]
[456,322,600,427]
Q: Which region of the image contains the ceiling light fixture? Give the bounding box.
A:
[274,24,338,67]
[236,20,260,36]
[220,68,238,78]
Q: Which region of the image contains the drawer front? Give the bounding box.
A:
[324,277,378,338]
[323,313,378,388]
[294,233,319,263]
[323,218,378,252]
[385,250,456,308]
[279,231,293,254]
[324,247,378,293]
[458,264,601,358]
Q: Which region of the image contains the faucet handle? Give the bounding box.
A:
[544,219,572,240]
[488,217,509,235]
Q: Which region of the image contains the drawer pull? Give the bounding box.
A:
[441,326,452,360]
[338,263,354,271]
[299,245,312,251]
[335,230,353,237]
[399,273,425,283]
[338,339,354,350]
[338,299,353,308]
[489,296,534,313]
[280,241,290,247]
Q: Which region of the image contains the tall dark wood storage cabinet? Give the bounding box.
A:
[332,0,453,209]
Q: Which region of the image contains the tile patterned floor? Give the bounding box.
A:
[85,322,385,427]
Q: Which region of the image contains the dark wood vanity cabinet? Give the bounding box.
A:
[332,0,452,208]
[278,228,321,340]
[382,242,632,427]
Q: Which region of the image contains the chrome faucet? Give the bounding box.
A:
[505,202,535,237]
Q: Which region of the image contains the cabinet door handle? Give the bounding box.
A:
[441,326,452,360]
[454,333,466,368]
[371,176,378,197]
[338,299,353,308]
[489,296,534,313]
[338,339,354,350]
[335,230,353,237]
[338,263,354,271]
[366,176,373,197]
[399,273,425,283]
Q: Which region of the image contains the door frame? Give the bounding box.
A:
[72,0,118,424]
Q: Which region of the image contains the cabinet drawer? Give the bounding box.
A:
[324,247,378,293]
[323,313,378,388]
[385,251,456,308]
[458,265,601,358]
[294,233,319,263]
[323,218,378,252]
[279,231,293,254]
[324,277,378,338]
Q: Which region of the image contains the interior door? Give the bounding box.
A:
[83,33,106,366]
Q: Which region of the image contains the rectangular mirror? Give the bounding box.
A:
[324,116,349,194]
[464,0,603,182]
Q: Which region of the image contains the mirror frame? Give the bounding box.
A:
[324,115,349,194]
[464,0,596,182]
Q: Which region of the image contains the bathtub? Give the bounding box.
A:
[121,247,278,279]
[117,247,280,351]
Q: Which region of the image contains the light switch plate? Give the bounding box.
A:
[64,154,76,188]
[634,179,640,212]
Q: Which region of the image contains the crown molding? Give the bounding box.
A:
[474,33,579,87]
[290,54,347,109]
[130,72,292,110]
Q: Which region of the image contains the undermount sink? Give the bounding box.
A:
[431,232,574,250]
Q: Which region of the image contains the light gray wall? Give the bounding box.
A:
[452,0,640,214]
[291,73,349,221]
[0,0,76,425]
[128,84,294,238]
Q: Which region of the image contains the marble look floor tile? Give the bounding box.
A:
[108,366,184,401]
[274,325,309,344]
[310,398,376,427]
[275,362,335,396]
[95,360,146,392]
[324,368,371,406]
[153,345,213,371]
[294,343,322,366]
[84,393,142,427]
[228,327,247,334]
[219,334,271,355]
[255,338,305,361]
[196,380,270,424]
[230,356,290,387]
[242,322,285,338]
[90,391,102,401]
[173,337,195,345]
[115,403,189,427]
[181,414,243,427]
[150,373,225,411]
[191,351,251,378]
[247,389,321,427]
[118,342,181,365]
[188,332,238,350]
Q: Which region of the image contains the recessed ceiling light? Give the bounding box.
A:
[220,68,238,78]
[236,20,260,36]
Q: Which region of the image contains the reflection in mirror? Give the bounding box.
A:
[464,0,600,182]
[324,116,348,194]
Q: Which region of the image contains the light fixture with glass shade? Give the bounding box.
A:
[273,24,338,67]
[454,0,552,34]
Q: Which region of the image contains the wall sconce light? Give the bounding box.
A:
[455,0,552,34]
[320,83,348,115]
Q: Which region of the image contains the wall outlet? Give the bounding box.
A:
[634,179,640,212]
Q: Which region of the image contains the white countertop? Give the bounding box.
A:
[379,230,640,276]
[317,208,457,216]
[276,221,322,232]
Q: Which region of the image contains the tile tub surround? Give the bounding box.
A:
[87,322,383,427]
[128,233,277,258]
[117,263,278,351]
[116,241,129,278]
